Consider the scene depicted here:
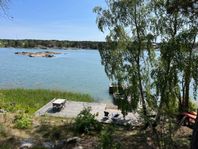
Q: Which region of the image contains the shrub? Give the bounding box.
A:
[74,107,101,134]
[99,125,121,149]
[189,100,197,112]
[0,124,7,137]
[14,113,32,129]
[0,143,13,149]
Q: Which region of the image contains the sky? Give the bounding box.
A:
[0,0,107,41]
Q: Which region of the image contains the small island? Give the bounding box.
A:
[15,51,61,58]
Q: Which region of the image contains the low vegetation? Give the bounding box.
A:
[0,107,191,148]
[14,113,32,129]
[73,107,102,134]
[0,88,94,114]
[0,88,193,148]
[99,125,121,149]
[0,124,6,137]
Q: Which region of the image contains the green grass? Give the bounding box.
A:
[0,88,94,114]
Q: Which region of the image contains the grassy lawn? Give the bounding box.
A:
[0,88,94,114]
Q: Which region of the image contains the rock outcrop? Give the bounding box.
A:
[15,51,61,58]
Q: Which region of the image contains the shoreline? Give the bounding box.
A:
[0,88,94,114]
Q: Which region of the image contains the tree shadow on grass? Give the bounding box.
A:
[0,137,19,149]
[115,130,156,149]
[115,126,190,149]
[34,123,74,141]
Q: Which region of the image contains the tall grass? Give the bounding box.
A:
[0,89,94,114]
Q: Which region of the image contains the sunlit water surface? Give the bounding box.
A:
[0,48,112,103]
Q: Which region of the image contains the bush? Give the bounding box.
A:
[189,100,197,112]
[0,143,14,149]
[74,107,101,134]
[14,113,32,129]
[0,124,7,137]
[99,125,121,149]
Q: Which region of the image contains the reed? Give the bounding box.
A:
[0,88,94,114]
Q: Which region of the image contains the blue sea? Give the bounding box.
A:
[0,48,112,102]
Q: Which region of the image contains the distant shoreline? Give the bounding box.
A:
[1,39,197,51]
[0,39,106,50]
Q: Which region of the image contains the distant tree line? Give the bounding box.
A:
[0,39,106,50]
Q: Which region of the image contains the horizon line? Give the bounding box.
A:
[0,38,106,42]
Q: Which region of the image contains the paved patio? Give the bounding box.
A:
[35,99,107,121]
[35,99,140,125]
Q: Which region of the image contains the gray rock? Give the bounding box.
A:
[0,109,6,113]
[46,54,54,57]
[15,51,60,58]
[20,142,34,149]
[66,137,81,144]
[54,140,67,148]
[73,145,83,149]
[42,141,55,149]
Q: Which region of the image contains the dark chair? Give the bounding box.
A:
[104,111,109,117]
[111,113,120,121]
